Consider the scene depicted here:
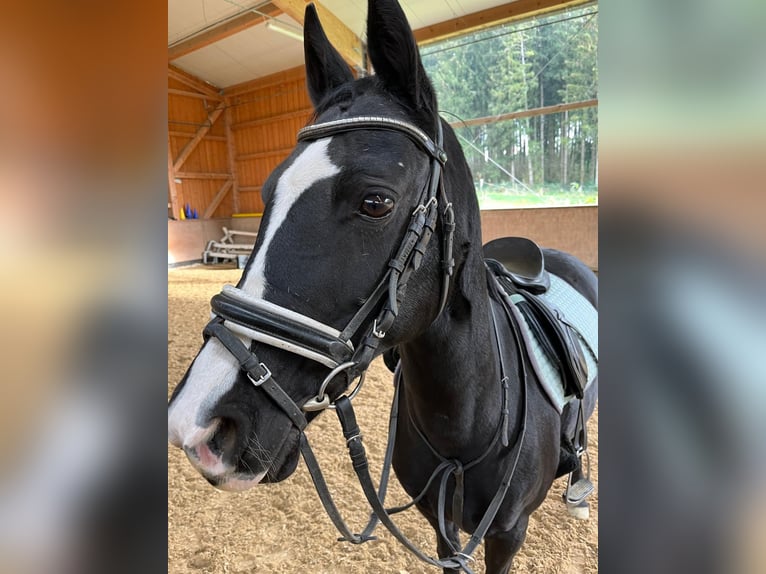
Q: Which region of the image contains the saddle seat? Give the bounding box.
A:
[482,236,550,294]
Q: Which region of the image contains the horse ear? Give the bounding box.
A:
[366,0,436,113]
[303,4,354,108]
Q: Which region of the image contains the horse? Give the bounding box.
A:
[168,1,598,572]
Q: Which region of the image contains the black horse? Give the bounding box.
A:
[168,1,597,572]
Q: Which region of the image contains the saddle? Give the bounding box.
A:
[484,237,588,401]
[483,237,550,294]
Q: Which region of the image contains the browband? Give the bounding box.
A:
[298,116,448,165]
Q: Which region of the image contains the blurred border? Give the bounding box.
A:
[600,1,765,573]
[2,0,765,572]
[0,2,168,573]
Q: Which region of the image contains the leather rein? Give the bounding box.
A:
[202,116,526,573]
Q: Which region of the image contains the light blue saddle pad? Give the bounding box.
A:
[505,274,598,413]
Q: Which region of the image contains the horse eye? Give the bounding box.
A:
[360,194,395,219]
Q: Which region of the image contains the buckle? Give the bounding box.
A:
[412,196,437,216]
[372,319,386,339]
[246,363,271,387]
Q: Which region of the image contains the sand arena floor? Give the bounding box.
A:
[168,266,598,573]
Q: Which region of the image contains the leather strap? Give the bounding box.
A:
[298,116,448,164]
[212,293,353,365]
[334,396,471,572]
[299,433,367,544]
[204,320,307,431]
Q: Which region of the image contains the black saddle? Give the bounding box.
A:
[484,237,588,400]
[483,237,550,294]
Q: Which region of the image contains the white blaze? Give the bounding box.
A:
[168,139,339,450]
[240,138,340,298]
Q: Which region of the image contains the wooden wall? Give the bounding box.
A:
[225,67,313,214]
[167,66,312,219]
[167,75,233,219]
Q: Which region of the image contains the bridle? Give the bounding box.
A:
[203,115,455,415]
[201,115,525,573]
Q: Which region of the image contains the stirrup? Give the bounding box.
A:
[565,450,594,505]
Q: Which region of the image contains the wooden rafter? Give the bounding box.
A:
[168,3,282,61]
[169,131,227,142]
[224,65,305,97]
[203,180,234,219]
[271,0,364,70]
[168,88,222,101]
[173,102,226,172]
[414,0,593,45]
[168,65,221,98]
[175,172,232,180]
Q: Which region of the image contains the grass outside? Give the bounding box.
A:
[476,182,598,210]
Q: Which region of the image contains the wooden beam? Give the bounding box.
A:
[450,99,598,128]
[176,172,232,180]
[169,131,227,142]
[414,0,593,45]
[236,147,294,161]
[232,108,311,131]
[272,0,363,70]
[203,180,234,219]
[168,3,282,61]
[224,65,306,97]
[168,65,221,98]
[173,103,226,172]
[167,135,180,219]
[168,88,222,101]
[224,100,241,213]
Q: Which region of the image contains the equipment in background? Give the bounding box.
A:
[202,227,257,267]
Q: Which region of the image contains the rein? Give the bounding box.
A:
[202,115,526,573]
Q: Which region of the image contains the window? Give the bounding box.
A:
[421,3,598,209]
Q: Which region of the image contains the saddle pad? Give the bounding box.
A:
[506,274,598,413]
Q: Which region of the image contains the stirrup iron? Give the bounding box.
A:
[565,450,594,505]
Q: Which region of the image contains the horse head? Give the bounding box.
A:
[168,0,479,491]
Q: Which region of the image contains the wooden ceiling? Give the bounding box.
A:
[168,0,589,90]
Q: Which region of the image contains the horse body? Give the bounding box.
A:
[168,1,597,572]
[393,242,595,571]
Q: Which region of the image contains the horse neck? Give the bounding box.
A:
[397,246,505,460]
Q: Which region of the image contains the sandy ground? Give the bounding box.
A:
[168,266,598,573]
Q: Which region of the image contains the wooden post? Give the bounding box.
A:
[167,134,180,219]
[271,0,364,70]
[224,98,241,214]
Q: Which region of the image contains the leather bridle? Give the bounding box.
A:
[203,115,455,415]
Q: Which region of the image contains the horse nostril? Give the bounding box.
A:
[208,417,238,459]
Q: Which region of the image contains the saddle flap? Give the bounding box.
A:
[483,237,550,293]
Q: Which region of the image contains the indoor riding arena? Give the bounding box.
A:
[168,1,599,572]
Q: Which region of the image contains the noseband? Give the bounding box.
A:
[203,115,454,414]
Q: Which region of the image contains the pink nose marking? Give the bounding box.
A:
[187,441,220,469]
